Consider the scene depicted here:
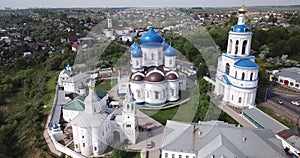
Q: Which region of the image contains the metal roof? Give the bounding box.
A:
[140,27,163,44]
[274,67,300,83]
[234,59,259,69]
[164,45,176,57]
[65,73,89,83]
[231,24,252,33]
[242,108,289,133]
[161,120,286,158]
[63,95,85,111]
[63,89,107,111]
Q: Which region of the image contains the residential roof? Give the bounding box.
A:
[161,120,286,158]
[274,67,300,83]
[242,108,289,133]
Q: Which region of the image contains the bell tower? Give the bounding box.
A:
[122,86,139,144]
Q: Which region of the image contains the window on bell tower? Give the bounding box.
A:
[228,39,232,54]
[235,40,239,54]
[242,40,247,55]
[151,53,154,60]
[242,72,245,80]
[250,73,253,81]
[225,63,230,75]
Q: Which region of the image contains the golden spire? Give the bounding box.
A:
[238,5,248,14]
[88,79,95,89]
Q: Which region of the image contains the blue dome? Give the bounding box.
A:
[140,27,163,44]
[131,45,142,58]
[130,41,138,50]
[66,63,71,68]
[164,45,176,57]
[234,59,259,69]
[162,40,169,49]
[231,24,252,33]
[52,124,59,130]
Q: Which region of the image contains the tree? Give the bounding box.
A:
[111,142,125,158]
[287,35,300,55]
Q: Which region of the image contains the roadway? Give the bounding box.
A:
[267,86,300,115]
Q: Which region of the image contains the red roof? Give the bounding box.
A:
[277,130,293,139]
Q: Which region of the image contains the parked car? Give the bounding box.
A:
[147,128,152,137]
[291,101,300,106]
[276,99,283,105]
[146,140,152,148]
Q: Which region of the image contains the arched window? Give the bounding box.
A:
[235,71,237,78]
[242,72,245,80]
[147,91,149,98]
[228,39,232,54]
[151,53,154,60]
[250,73,253,81]
[154,91,159,99]
[136,89,141,98]
[225,63,230,75]
[242,40,247,55]
[158,52,161,59]
[235,40,239,54]
[169,59,172,65]
[144,54,146,60]
[238,97,242,103]
[127,104,130,110]
[171,88,175,96]
[136,60,139,66]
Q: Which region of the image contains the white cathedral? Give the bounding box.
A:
[214,6,259,108]
[62,79,139,157]
[119,27,186,106]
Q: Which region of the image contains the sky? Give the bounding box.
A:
[0,0,300,9]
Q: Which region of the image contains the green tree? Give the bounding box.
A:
[111,142,125,158]
[287,35,300,55]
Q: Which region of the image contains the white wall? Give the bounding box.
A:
[161,150,195,158]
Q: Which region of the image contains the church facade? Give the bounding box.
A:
[120,27,186,106]
[214,6,259,108]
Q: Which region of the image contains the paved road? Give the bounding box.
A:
[49,90,70,126]
[267,86,300,115]
[127,110,164,158]
[261,101,299,126]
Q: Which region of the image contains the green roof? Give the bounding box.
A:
[95,89,107,99]
[63,90,107,111]
[63,95,85,111]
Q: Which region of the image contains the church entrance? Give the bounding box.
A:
[110,131,121,148]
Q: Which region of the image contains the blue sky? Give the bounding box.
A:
[1,0,300,9]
